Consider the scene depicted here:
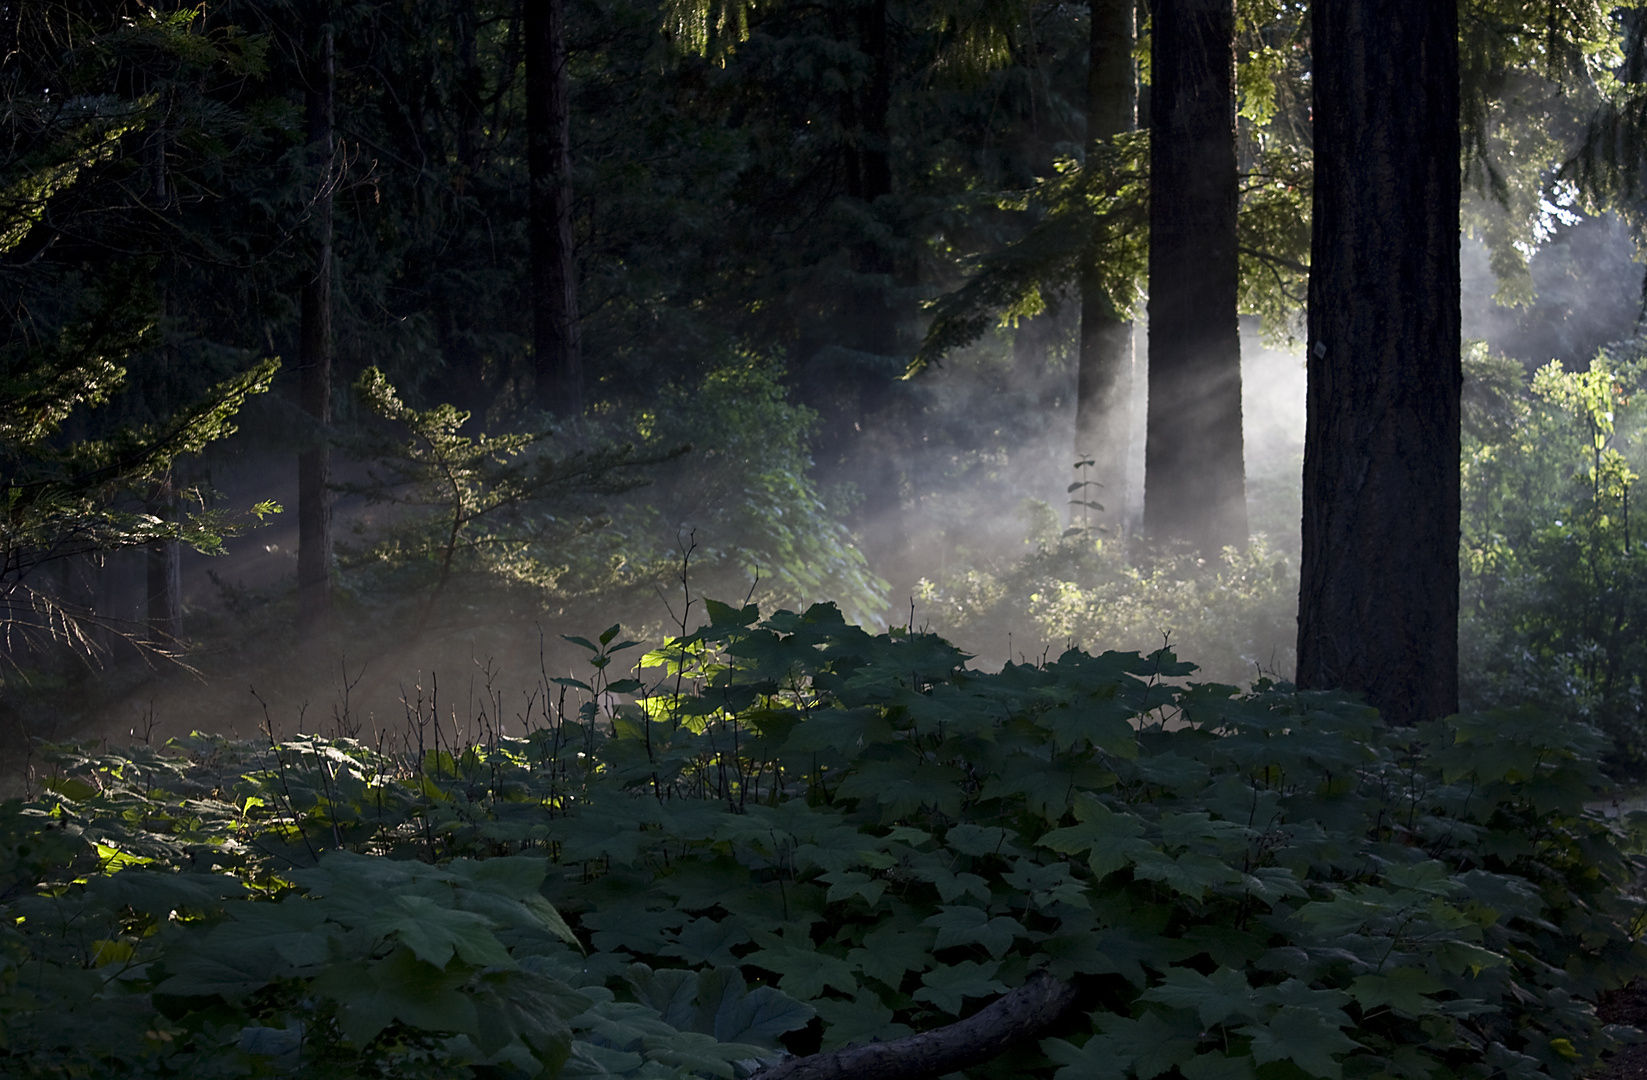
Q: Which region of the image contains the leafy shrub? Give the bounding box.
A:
[1459,341,1647,773]
[3,606,1643,1078]
[336,358,886,640]
[619,357,888,626]
[914,512,1297,683]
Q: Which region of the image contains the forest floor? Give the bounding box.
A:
[1598,984,1647,1078]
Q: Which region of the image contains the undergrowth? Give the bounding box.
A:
[3,603,1644,1078]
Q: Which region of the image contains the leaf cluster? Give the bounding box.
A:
[4,607,1644,1078]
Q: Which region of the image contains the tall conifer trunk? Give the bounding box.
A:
[1297,0,1460,724]
[1143,0,1246,556]
[147,471,182,643]
[297,20,334,630]
[454,0,484,175]
[1073,0,1136,538]
[526,0,582,416]
[147,128,183,642]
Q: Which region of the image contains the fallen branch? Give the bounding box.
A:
[748,971,1083,1080]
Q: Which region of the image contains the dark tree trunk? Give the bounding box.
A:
[146,473,183,645]
[1073,0,1137,539]
[297,20,334,631]
[1143,0,1246,557]
[1297,0,1461,725]
[454,0,485,174]
[812,0,904,575]
[840,0,895,357]
[147,280,184,644]
[854,0,892,210]
[526,0,582,416]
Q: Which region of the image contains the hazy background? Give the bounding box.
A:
[46,210,1636,755]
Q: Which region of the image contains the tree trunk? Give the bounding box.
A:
[1073,0,1137,539]
[840,0,896,357]
[1143,0,1246,557]
[526,0,582,416]
[454,0,485,175]
[147,281,184,645]
[1296,0,1461,725]
[297,19,334,631]
[146,472,183,644]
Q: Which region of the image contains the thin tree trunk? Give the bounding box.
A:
[1297,0,1461,725]
[298,19,335,631]
[146,471,183,644]
[526,0,582,416]
[840,0,895,356]
[1143,0,1246,557]
[1073,0,1136,539]
[825,0,903,572]
[855,0,892,210]
[454,0,484,174]
[147,268,184,645]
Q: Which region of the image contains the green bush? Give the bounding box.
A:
[3,606,1643,1078]
[913,512,1297,684]
[1460,341,1647,774]
[335,358,886,641]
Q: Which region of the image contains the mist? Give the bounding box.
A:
[22,211,1644,765]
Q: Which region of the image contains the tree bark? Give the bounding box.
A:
[454,0,485,175]
[526,0,582,416]
[146,472,182,644]
[748,972,1081,1080]
[1297,0,1461,725]
[1073,0,1137,539]
[297,19,334,632]
[840,0,896,357]
[1143,0,1246,557]
[147,284,183,646]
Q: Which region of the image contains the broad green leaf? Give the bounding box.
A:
[1039,794,1152,878]
[1181,1051,1257,1080]
[1141,966,1260,1028]
[814,987,914,1050]
[1098,1010,1200,1080]
[1240,1005,1363,1080]
[1131,850,1241,899]
[834,759,965,820]
[1042,924,1162,986]
[1350,968,1444,1017]
[313,947,480,1047]
[85,870,243,915]
[662,917,752,967]
[156,899,332,996]
[822,870,888,906]
[913,960,1007,1015]
[708,984,815,1046]
[471,969,587,1058]
[1044,1034,1132,1080]
[1039,697,1140,756]
[704,599,761,627]
[847,921,937,986]
[366,894,514,969]
[745,930,856,1000]
[945,823,1016,857]
[923,905,1026,958]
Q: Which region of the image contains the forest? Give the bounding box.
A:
[7,0,1647,1076]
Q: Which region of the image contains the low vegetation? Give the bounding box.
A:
[4,604,1642,1078]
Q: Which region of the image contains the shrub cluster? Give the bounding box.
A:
[2,605,1643,1078]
